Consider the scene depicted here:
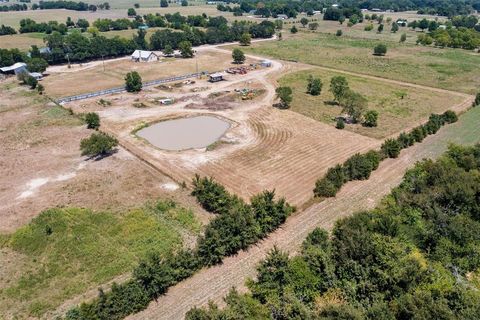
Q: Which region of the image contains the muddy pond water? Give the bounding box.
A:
[136,115,231,151]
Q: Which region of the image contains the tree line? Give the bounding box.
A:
[186,143,480,319]
[0,3,27,12]
[314,110,458,198]
[0,18,274,67]
[64,175,294,319]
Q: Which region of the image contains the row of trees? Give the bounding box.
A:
[314,109,458,197]
[0,3,27,11]
[0,25,16,35]
[187,143,480,319]
[418,27,480,50]
[65,176,294,319]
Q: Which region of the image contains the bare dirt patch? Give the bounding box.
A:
[0,79,209,233]
[66,60,380,207]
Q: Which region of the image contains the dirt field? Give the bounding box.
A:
[42,48,257,98]
[66,53,381,207]
[0,79,210,233]
[279,67,468,139]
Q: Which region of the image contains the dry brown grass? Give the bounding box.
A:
[42,49,254,98]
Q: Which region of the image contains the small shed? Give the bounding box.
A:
[29,72,43,80]
[131,50,159,62]
[261,60,272,67]
[276,14,288,20]
[209,73,224,82]
[0,62,27,75]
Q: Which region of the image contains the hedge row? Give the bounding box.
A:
[66,177,294,319]
[314,110,458,198]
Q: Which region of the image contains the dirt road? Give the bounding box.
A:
[127,108,480,320]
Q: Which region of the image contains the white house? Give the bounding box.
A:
[131,50,159,62]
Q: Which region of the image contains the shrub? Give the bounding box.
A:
[411,126,426,142]
[314,178,339,197]
[424,113,444,134]
[80,132,118,158]
[336,29,343,36]
[85,112,100,129]
[373,43,387,56]
[336,118,345,129]
[306,75,322,96]
[381,138,401,158]
[364,24,374,31]
[191,174,237,215]
[442,110,458,123]
[275,86,293,109]
[325,164,347,189]
[343,153,376,180]
[290,25,298,33]
[363,110,378,127]
[397,132,414,149]
[400,33,407,42]
[475,92,480,107]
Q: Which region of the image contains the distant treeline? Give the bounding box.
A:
[64,175,294,319]
[186,143,480,319]
[223,0,480,18]
[0,16,275,67]
[0,3,27,11]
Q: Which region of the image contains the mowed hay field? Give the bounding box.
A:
[0,202,202,319]
[199,108,380,206]
[278,68,467,139]
[238,31,480,94]
[42,49,250,98]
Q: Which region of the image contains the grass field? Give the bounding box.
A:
[0,5,223,29]
[0,200,201,318]
[238,31,480,94]
[278,68,465,139]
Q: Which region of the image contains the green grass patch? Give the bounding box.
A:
[0,201,201,318]
[237,32,480,94]
[278,68,464,139]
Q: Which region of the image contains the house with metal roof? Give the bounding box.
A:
[131,50,159,62]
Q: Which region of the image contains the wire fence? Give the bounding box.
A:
[56,71,209,104]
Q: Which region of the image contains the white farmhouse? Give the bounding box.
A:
[131,50,159,62]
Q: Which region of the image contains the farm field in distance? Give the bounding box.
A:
[278,68,467,139]
[238,31,480,94]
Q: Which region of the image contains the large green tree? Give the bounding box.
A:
[125,71,142,92]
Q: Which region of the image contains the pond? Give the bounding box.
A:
[136,115,231,151]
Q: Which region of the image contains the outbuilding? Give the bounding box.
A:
[209,73,224,82]
[261,60,272,67]
[0,62,27,75]
[131,50,159,62]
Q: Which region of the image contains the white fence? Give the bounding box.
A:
[57,72,207,103]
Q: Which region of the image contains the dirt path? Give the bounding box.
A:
[127,107,480,320]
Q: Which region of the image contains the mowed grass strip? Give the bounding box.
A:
[238,31,480,94]
[278,68,465,139]
[0,200,201,318]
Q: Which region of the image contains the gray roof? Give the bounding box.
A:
[0,62,27,73]
[131,50,158,59]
